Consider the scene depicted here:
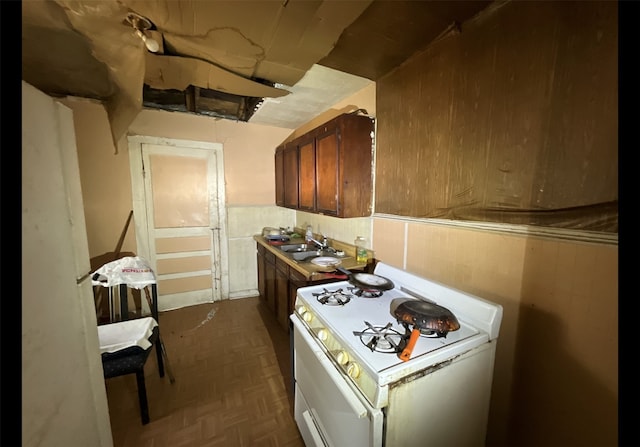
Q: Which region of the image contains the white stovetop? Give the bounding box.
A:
[296,282,478,374]
[294,263,502,381]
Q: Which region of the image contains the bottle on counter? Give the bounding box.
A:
[306,225,313,243]
[355,236,368,263]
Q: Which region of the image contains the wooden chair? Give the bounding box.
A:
[93,258,174,425]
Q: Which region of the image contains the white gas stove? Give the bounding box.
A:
[290,262,503,447]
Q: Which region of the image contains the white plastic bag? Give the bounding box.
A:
[91,256,156,289]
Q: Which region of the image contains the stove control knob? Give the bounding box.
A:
[317,329,328,341]
[301,311,313,322]
[336,351,349,365]
[346,362,361,379]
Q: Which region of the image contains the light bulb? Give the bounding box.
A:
[135,29,159,53]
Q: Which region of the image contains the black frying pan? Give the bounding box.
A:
[390,298,461,362]
[335,266,395,291]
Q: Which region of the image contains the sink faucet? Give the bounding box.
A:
[308,237,325,250]
[308,235,337,254]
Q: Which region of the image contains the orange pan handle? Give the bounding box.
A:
[399,328,421,362]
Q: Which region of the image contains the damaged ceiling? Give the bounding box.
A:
[22,0,491,144]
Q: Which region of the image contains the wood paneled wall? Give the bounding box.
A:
[375,1,617,233]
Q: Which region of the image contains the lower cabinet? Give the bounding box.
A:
[275,258,290,330]
[257,244,266,300]
[257,242,342,332]
[257,246,277,314]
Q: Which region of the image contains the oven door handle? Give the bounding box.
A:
[302,410,328,447]
[294,319,369,418]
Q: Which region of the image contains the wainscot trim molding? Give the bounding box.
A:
[372,214,618,246]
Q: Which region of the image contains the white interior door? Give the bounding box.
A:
[129,136,229,311]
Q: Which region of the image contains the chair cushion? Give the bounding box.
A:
[98,317,158,354]
[101,327,158,379]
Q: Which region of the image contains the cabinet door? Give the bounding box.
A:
[298,138,316,211]
[338,114,374,217]
[275,259,290,331]
[275,146,284,206]
[283,145,299,208]
[315,128,340,215]
[257,244,266,303]
[264,252,276,312]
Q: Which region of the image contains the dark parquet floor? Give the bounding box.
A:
[105,297,305,447]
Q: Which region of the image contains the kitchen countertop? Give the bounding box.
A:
[254,235,369,281]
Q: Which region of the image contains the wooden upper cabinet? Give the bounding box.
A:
[283,144,299,209]
[274,112,374,218]
[298,138,316,211]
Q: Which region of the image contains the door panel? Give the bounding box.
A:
[283,145,299,208]
[155,235,210,252]
[316,130,339,215]
[275,146,285,206]
[156,255,212,274]
[128,137,229,311]
[298,139,316,211]
[149,154,209,227]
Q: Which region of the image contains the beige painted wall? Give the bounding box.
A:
[59,97,137,260]
[372,217,618,446]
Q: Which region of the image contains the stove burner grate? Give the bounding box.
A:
[399,321,450,338]
[353,322,404,353]
[347,286,383,298]
[313,288,352,305]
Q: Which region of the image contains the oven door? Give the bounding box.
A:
[292,317,383,447]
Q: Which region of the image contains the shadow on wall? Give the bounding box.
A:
[507,306,617,446]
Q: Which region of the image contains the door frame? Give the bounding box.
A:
[127,135,229,302]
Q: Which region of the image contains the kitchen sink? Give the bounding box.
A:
[279,244,316,252]
[280,246,321,261]
[291,251,323,261]
[278,244,341,261]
